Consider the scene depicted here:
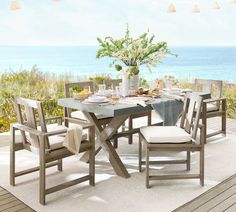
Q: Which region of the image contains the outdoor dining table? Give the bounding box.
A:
[58,97,154,178]
[58,92,210,179]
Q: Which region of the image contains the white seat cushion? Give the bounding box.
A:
[195,103,219,112]
[205,103,219,112]
[71,111,110,120]
[140,126,191,143]
[43,124,87,150]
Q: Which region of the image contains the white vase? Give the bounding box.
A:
[129,74,139,91]
[121,73,130,97]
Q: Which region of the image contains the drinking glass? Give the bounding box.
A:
[111,86,120,102]
[98,84,106,95]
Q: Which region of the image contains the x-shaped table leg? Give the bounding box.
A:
[82,112,130,178]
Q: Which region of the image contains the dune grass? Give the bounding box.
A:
[0,68,235,133]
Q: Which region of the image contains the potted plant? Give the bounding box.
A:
[96,25,173,96]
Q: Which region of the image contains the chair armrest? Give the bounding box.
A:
[44,128,68,136]
[64,117,94,129]
[12,124,43,136]
[203,97,226,104]
[12,123,67,137]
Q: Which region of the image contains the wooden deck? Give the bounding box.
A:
[0,187,35,212]
[174,174,236,212]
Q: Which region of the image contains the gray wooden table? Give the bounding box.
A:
[58,98,152,178]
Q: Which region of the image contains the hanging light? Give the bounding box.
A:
[213,1,221,9]
[10,0,21,10]
[230,0,236,4]
[167,3,176,13]
[192,4,200,13]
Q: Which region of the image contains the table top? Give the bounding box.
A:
[58,92,211,117]
[58,98,153,117]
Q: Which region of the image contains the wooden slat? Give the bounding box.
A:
[194,184,236,211]
[0,187,35,212]
[0,196,17,206]
[0,200,22,210]
[0,190,8,196]
[149,174,200,181]
[174,174,236,212]
[45,175,90,195]
[3,203,28,212]
[210,192,236,212]
[225,202,236,212]
[0,194,12,201]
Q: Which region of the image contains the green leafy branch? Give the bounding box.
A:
[96,25,176,76]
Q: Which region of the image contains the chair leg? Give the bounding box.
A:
[148,112,152,126]
[89,127,95,186]
[222,99,226,136]
[128,118,133,144]
[57,159,63,171]
[200,148,204,187]
[139,134,142,172]
[64,107,69,127]
[145,147,150,189]
[202,103,207,143]
[39,136,46,205]
[10,127,16,186]
[186,151,191,171]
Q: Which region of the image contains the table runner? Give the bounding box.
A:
[151,98,184,126]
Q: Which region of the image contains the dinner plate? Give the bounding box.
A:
[87,96,108,102]
[84,99,110,104]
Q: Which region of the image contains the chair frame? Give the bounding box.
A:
[10,97,95,205]
[194,79,226,140]
[139,93,205,188]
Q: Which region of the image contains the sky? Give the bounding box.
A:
[0,0,236,46]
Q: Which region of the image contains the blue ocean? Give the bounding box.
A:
[0,46,236,82]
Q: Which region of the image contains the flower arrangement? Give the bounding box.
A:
[96,25,174,77]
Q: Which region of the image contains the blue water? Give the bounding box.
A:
[0,46,236,82]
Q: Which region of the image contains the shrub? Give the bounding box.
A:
[0,66,66,133]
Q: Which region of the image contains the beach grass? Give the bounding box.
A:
[0,68,235,133]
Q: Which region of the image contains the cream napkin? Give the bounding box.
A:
[63,126,83,155]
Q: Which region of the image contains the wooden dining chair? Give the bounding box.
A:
[139,92,205,188]
[193,79,226,140]
[64,81,121,151]
[105,79,122,89]
[64,81,112,127]
[10,97,95,205]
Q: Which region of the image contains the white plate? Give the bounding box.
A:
[88,95,107,102]
[84,99,110,104]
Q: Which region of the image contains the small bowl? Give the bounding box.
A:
[73,92,92,101]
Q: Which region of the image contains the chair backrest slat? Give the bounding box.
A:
[14,97,49,149]
[180,93,203,140]
[105,79,122,89]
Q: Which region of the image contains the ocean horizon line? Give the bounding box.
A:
[0,45,236,48]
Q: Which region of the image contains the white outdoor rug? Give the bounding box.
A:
[0,133,236,212]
